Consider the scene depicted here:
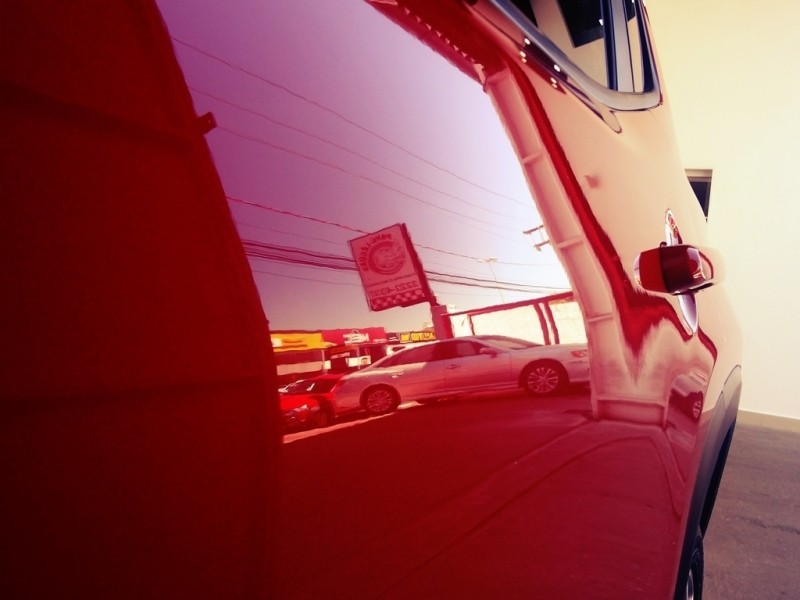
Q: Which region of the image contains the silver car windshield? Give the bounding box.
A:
[479,336,542,351]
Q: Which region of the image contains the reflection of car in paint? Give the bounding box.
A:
[668,374,707,422]
[279,374,344,429]
[332,335,589,415]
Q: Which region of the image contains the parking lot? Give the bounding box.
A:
[704,422,800,599]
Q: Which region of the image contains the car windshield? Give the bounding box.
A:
[284,377,340,394]
[282,380,313,394]
[306,378,339,393]
[479,336,541,351]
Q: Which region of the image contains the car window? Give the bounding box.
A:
[283,380,313,394]
[439,340,483,359]
[511,0,646,93]
[388,344,441,366]
[480,336,541,350]
[307,378,338,393]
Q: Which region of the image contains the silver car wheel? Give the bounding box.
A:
[364,386,397,415]
[524,364,562,395]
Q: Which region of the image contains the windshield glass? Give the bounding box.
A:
[480,336,541,350]
[282,380,313,394]
[307,378,339,393]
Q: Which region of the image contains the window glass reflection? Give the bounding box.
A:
[158,0,583,411]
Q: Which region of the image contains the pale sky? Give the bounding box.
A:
[156,0,570,332]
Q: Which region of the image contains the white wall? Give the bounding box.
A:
[647,0,800,420]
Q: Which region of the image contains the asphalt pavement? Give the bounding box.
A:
[704,423,800,599]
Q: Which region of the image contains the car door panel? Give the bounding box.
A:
[391,360,449,401]
[442,351,513,394]
[108,2,741,598]
[355,2,740,598]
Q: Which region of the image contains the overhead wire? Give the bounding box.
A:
[227,195,548,266]
[172,36,532,208]
[250,268,512,299]
[241,239,568,294]
[216,126,527,236]
[235,221,345,248]
[191,86,529,223]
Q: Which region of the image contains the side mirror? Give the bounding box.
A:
[480,347,499,357]
[634,244,723,295]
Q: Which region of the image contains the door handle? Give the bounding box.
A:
[446,364,460,370]
[634,244,723,295]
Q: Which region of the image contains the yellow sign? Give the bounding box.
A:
[398,331,436,343]
[271,332,327,352]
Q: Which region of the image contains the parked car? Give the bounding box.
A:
[280,373,344,429]
[332,335,589,415]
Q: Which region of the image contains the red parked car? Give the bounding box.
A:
[280,374,344,429]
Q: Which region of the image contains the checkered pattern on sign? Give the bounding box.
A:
[370,289,426,311]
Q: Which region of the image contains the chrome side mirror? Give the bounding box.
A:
[634,244,723,295]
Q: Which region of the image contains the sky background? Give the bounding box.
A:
[156,0,570,333]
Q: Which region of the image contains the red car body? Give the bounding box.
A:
[280,374,344,429]
[3,1,741,599]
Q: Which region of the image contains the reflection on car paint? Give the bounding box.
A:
[2,1,741,598]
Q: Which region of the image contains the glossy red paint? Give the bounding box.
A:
[277,2,740,598]
[2,1,741,599]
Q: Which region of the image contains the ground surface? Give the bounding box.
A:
[704,423,800,600]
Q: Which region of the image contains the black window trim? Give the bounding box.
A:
[485,0,661,113]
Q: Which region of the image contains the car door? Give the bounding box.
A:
[143,2,742,599]
[358,1,741,598]
[439,339,513,393]
[379,343,449,401]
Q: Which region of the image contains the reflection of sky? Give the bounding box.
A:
[157,0,570,332]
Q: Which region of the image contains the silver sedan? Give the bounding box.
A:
[331,335,590,416]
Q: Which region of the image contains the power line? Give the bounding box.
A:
[171,36,532,208]
[235,220,344,248]
[249,267,512,301]
[250,267,509,300]
[241,239,567,294]
[191,86,529,222]
[216,126,526,236]
[250,268,361,288]
[227,195,545,266]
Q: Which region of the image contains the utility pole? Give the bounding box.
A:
[523,224,551,251]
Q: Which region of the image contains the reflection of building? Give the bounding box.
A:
[323,328,389,374]
[271,331,328,384]
[447,292,586,345]
[271,327,390,384]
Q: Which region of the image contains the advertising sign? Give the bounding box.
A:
[349,223,434,311]
[270,331,327,352]
[322,327,388,346]
[390,331,437,343]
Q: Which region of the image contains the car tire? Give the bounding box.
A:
[362,385,400,415]
[522,361,566,396]
[312,402,333,428]
[684,528,704,600]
